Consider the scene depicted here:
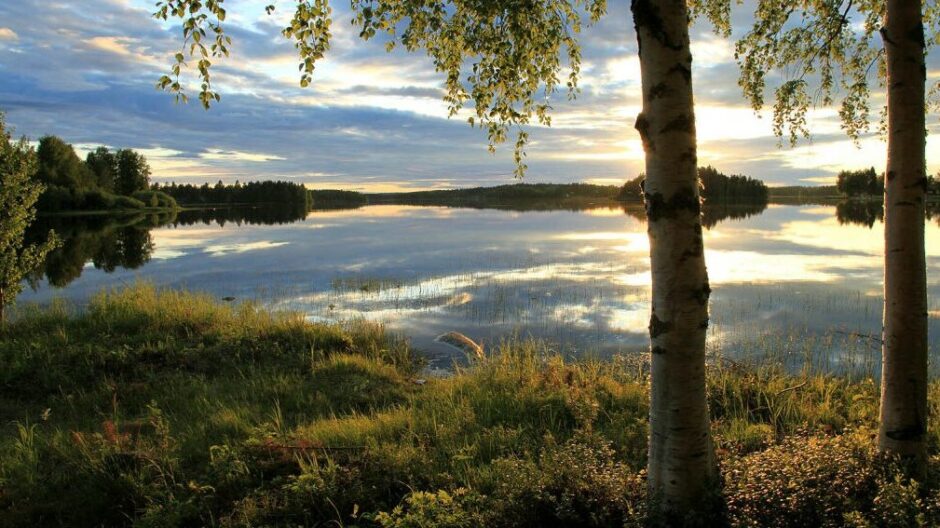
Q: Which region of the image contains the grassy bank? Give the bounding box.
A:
[1,285,939,527]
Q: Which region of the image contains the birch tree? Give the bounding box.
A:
[694,0,937,475]
[632,0,717,514]
[155,0,717,517]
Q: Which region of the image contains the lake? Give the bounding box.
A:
[20,201,940,374]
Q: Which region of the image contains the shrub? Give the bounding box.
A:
[375,489,487,528]
[132,190,178,209]
[79,188,118,209]
[723,432,932,528]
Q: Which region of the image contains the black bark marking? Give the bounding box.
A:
[649,82,669,100]
[691,280,711,306]
[660,114,694,135]
[886,424,925,442]
[644,186,701,222]
[649,313,673,338]
[679,248,698,262]
[907,24,926,47]
[699,317,709,330]
[652,346,667,355]
[887,170,896,181]
[630,0,683,51]
[880,27,895,46]
[907,176,929,192]
[635,113,654,152]
[894,201,916,207]
[668,63,692,83]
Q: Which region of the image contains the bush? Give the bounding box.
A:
[37,185,77,210]
[723,432,935,527]
[374,433,649,528]
[132,190,178,209]
[79,188,118,209]
[36,186,148,211]
[112,195,146,209]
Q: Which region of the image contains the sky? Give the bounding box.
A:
[1,0,939,191]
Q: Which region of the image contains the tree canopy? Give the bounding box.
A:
[690,0,940,144]
[154,0,607,177]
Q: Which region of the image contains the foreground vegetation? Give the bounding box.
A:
[1,285,939,526]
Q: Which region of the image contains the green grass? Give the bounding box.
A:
[1,285,938,527]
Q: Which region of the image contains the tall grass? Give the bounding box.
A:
[1,284,938,527]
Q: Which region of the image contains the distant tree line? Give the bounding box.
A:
[33,136,176,211]
[153,180,311,209]
[766,185,840,201]
[369,183,622,207]
[618,167,768,203]
[310,189,369,209]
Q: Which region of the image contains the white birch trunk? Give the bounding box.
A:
[878,0,929,475]
[631,0,717,515]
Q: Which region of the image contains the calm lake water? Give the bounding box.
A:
[20,202,940,374]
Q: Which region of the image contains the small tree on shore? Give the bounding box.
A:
[0,114,59,324]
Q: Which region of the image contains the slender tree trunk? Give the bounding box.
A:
[631,0,717,516]
[878,0,929,475]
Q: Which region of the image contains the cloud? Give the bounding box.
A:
[0,28,17,41]
[200,149,286,163]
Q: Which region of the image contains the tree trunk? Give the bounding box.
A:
[631,0,717,516]
[878,0,929,476]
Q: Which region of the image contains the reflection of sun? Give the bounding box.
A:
[704,250,846,284]
[608,308,649,332]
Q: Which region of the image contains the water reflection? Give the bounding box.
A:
[20,200,940,375]
[27,213,166,287]
[836,200,940,228]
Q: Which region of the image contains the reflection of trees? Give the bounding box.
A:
[26,206,313,289]
[835,200,940,227]
[836,200,884,228]
[171,204,310,226]
[27,213,168,287]
[621,201,768,228]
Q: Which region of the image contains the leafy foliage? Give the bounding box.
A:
[0,115,59,322]
[29,133,166,212]
[154,0,608,177]
[85,147,117,192]
[723,432,936,528]
[36,135,95,190]
[691,0,940,143]
[115,149,152,196]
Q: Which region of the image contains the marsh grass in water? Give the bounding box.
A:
[2,284,940,526]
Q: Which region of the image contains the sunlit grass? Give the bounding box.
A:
[1,284,938,526]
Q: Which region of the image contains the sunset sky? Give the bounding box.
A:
[1,0,939,191]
